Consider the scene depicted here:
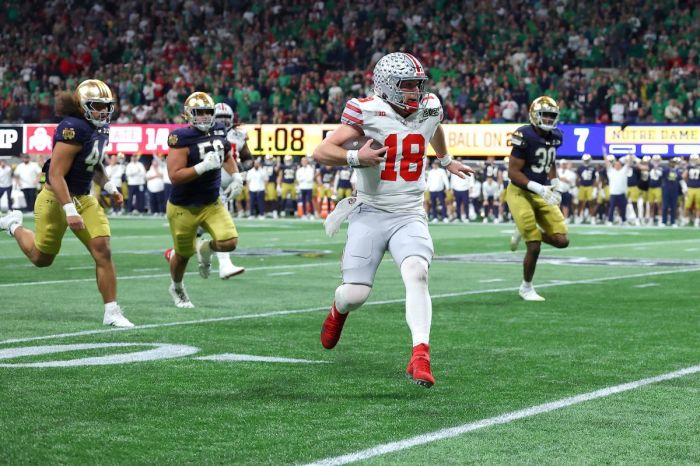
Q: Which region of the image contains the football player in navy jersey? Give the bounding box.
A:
[0,80,134,327]
[277,155,297,217]
[575,154,597,223]
[506,96,570,301]
[683,154,700,227]
[164,92,241,308]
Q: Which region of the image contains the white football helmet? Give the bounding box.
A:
[373,52,428,112]
[214,103,234,130]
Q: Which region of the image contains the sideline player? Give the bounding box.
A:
[164,92,241,308]
[507,96,570,301]
[0,79,133,327]
[313,52,473,388]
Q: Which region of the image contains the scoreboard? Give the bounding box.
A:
[4,123,699,159]
[245,124,700,158]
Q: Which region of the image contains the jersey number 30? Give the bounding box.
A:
[380,133,425,182]
[531,147,556,174]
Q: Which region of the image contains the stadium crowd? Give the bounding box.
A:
[0,0,698,126]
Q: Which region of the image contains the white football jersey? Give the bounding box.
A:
[226,127,247,158]
[341,93,443,213]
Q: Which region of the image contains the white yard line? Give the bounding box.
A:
[305,362,700,466]
[634,283,659,288]
[0,261,337,288]
[1,267,698,346]
[2,236,699,285]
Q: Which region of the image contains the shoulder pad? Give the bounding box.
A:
[168,127,194,148]
[55,117,92,144]
[341,98,364,126]
[510,130,527,148]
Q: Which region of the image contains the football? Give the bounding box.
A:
[341,136,385,151]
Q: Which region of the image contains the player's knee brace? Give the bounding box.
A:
[400,256,429,288]
[335,283,371,313]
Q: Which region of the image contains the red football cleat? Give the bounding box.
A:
[320,303,348,349]
[164,248,174,262]
[406,343,435,388]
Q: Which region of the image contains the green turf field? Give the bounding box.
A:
[1,216,699,464]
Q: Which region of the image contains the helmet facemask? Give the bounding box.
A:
[83,100,115,127]
[76,79,115,128]
[186,108,215,132]
[529,96,560,132]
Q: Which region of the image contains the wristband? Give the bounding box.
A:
[526,181,544,195]
[103,181,119,195]
[438,154,453,167]
[63,202,79,217]
[193,162,207,175]
[346,150,360,167]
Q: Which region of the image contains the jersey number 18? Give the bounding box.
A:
[380,133,425,182]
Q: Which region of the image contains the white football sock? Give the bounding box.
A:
[401,256,431,347]
[216,251,233,266]
[171,280,183,290]
[9,223,20,236]
[104,301,119,313]
[334,283,371,314]
[521,280,533,290]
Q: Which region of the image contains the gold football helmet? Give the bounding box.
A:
[690,154,699,166]
[184,92,216,132]
[76,79,114,127]
[529,96,560,132]
[651,154,662,165]
[582,153,592,165]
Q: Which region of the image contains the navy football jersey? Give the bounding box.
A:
[661,167,682,191]
[687,166,700,188]
[281,164,297,183]
[168,122,231,207]
[597,166,608,185]
[484,163,498,179]
[264,162,278,183]
[319,166,336,185]
[336,167,353,189]
[648,166,663,188]
[639,168,650,190]
[509,125,563,185]
[43,116,109,195]
[627,166,640,187]
[576,165,596,187]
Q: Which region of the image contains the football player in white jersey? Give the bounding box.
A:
[313,52,473,388]
[211,103,245,279]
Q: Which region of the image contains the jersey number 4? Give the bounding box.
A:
[380,133,425,182]
[84,140,106,172]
